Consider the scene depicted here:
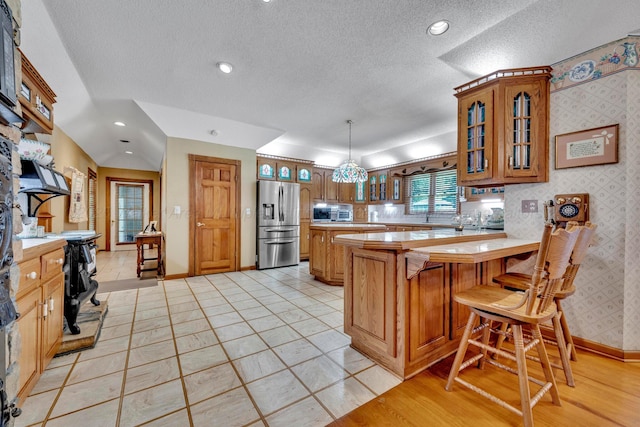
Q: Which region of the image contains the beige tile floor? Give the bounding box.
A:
[16,251,401,427]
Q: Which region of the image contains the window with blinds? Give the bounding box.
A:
[88,168,97,231]
[406,169,458,214]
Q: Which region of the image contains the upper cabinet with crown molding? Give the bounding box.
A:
[455,66,551,187]
[19,50,56,134]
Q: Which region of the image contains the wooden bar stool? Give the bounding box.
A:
[445,222,582,427]
[492,222,597,387]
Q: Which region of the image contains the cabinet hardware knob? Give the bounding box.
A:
[49,297,55,312]
[27,272,37,280]
[56,258,64,265]
[42,302,48,319]
[197,222,205,227]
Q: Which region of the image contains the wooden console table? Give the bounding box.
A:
[135,232,163,277]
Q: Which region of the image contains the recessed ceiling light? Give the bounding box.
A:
[217,62,233,74]
[125,150,133,154]
[427,20,449,36]
[114,121,126,127]
[262,0,272,2]
[120,139,130,143]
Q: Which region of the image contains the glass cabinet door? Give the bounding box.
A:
[369,175,377,202]
[457,87,493,183]
[504,83,544,178]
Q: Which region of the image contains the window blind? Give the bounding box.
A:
[405,169,458,214]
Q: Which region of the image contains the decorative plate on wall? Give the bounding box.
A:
[568,60,596,82]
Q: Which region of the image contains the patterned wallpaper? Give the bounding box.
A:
[505,36,639,351]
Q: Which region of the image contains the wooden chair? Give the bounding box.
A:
[445,222,582,427]
[492,222,597,387]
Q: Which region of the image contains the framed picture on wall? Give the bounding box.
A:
[555,124,618,169]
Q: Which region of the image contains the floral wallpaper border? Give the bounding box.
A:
[551,35,639,92]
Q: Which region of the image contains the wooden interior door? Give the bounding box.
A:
[189,155,240,275]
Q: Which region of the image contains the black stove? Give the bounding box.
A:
[62,232,101,334]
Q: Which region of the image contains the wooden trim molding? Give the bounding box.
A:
[540,327,640,362]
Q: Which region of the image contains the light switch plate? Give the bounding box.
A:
[521,200,538,213]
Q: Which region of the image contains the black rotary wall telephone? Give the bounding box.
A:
[544,193,589,227]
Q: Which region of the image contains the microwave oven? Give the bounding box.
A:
[313,207,333,222]
[336,209,353,222]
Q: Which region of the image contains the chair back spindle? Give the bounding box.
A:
[560,221,597,292]
[526,222,580,315]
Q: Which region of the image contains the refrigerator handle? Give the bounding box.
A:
[279,185,284,222]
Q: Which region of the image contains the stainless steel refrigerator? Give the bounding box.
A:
[256,180,300,269]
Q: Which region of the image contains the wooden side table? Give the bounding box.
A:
[135,232,163,277]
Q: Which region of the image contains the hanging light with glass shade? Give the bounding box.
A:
[332,120,368,183]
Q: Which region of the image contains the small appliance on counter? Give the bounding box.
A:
[313,207,333,222]
[256,181,300,269]
[336,204,353,222]
[313,205,353,222]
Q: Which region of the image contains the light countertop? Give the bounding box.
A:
[410,238,540,263]
[17,236,67,262]
[333,229,507,251]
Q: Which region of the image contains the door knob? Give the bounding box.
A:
[197,222,205,227]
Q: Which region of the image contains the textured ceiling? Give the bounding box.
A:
[18,0,640,171]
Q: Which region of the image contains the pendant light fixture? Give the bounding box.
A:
[332,120,368,183]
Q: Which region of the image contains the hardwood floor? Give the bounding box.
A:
[329,347,640,426]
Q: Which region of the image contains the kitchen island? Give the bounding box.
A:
[334,229,538,379]
[309,223,387,285]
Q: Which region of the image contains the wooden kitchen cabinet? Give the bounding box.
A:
[388,169,403,203]
[326,230,353,283]
[312,167,339,203]
[299,183,311,260]
[312,169,324,201]
[338,182,355,203]
[300,183,312,222]
[367,170,389,204]
[296,165,313,184]
[354,180,367,204]
[353,205,368,223]
[309,229,326,277]
[323,169,339,203]
[15,241,65,404]
[455,66,551,187]
[257,158,276,180]
[275,160,296,181]
[309,224,386,285]
[300,221,310,261]
[19,49,56,134]
[256,156,300,182]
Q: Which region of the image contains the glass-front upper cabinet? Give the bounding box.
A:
[378,171,387,202]
[297,167,312,183]
[369,174,377,202]
[455,66,550,186]
[458,87,494,183]
[257,159,276,180]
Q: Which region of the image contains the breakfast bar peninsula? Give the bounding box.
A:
[334,229,539,379]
